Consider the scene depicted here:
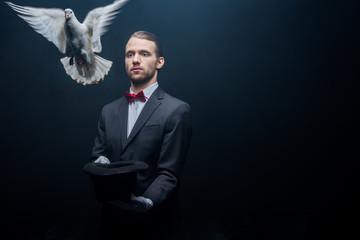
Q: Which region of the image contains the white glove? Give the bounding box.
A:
[107,196,153,213]
[131,195,154,212]
[94,156,110,164]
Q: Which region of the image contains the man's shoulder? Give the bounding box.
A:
[162,91,191,113]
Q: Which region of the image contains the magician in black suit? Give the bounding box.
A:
[90,31,192,239]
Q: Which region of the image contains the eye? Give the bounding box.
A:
[126,53,133,58]
[142,52,149,57]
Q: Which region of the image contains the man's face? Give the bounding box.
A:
[125,37,163,85]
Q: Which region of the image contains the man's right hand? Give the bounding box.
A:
[94,156,110,164]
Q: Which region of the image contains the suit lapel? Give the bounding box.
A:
[118,97,129,150]
[122,87,164,151]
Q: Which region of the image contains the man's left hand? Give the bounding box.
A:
[106,195,153,213]
[131,195,153,212]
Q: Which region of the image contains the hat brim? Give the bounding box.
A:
[83,161,149,176]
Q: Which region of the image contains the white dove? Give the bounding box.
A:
[6,0,129,85]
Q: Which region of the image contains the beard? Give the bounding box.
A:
[128,68,156,86]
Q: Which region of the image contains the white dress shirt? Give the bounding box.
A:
[127,82,159,138]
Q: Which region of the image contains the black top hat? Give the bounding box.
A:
[83,161,148,202]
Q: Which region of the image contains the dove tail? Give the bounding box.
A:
[60,55,113,85]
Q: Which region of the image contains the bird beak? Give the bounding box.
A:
[65,14,69,19]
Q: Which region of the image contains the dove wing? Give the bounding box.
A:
[6,1,66,54]
[83,0,129,53]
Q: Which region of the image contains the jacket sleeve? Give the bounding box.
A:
[90,108,107,162]
[142,103,192,206]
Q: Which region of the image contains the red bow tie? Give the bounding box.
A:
[125,91,146,103]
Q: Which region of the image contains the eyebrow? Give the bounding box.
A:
[125,49,152,55]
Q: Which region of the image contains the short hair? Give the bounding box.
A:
[131,31,163,58]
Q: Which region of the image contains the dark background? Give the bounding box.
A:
[0,0,358,239]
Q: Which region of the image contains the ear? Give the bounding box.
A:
[156,57,165,70]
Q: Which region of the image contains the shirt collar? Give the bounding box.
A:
[130,82,159,100]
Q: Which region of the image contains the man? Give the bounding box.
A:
[90,31,192,239]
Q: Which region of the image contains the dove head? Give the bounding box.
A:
[65,9,74,19]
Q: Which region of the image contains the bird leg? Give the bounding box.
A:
[69,56,84,66]
[77,58,84,65]
[69,57,74,66]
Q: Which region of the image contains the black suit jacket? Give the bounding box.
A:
[91,87,191,207]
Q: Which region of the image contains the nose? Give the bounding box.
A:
[133,54,140,64]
